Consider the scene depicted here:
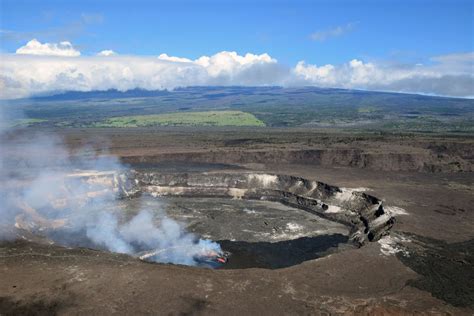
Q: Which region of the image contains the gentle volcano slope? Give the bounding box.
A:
[9,86,474,132]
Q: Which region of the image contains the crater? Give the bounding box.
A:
[12,170,395,269]
[111,171,395,268]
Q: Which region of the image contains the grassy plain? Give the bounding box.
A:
[92,110,266,127]
[6,87,474,132]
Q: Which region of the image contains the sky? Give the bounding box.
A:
[0,0,473,98]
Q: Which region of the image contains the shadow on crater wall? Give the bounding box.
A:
[218,234,349,269]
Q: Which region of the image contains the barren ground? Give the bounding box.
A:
[1,128,473,315]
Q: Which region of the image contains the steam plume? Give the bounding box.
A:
[0,107,222,266]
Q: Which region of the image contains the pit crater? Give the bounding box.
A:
[110,171,395,269]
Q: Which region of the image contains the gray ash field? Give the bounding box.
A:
[160,197,349,243]
[0,88,473,315]
[127,195,351,269]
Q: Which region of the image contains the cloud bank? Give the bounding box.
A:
[293,56,474,97]
[1,39,473,99]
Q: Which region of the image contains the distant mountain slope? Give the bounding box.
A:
[7,86,474,132]
[31,88,172,101]
[30,86,469,102]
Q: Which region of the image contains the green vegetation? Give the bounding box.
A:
[11,87,474,133]
[357,106,379,113]
[14,118,47,127]
[93,111,266,127]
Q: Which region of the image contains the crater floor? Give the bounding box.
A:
[120,196,351,269]
[136,196,350,243]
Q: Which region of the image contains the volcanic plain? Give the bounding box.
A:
[1,125,473,315]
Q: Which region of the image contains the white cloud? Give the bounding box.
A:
[294,62,336,85]
[293,54,474,97]
[158,53,192,63]
[97,50,117,56]
[0,44,284,99]
[158,51,277,78]
[1,39,473,99]
[194,51,277,78]
[15,39,80,57]
[310,22,357,42]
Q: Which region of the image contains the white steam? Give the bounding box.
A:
[0,109,222,266]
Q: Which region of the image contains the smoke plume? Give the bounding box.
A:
[0,106,222,266]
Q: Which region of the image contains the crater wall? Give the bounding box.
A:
[115,171,394,246]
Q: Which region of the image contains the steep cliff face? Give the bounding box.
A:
[117,171,394,246]
[120,148,472,173]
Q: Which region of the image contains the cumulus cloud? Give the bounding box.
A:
[158,51,278,78]
[16,39,80,57]
[158,53,192,63]
[1,39,473,99]
[0,51,284,99]
[194,51,277,78]
[293,54,474,97]
[310,22,357,42]
[97,50,117,56]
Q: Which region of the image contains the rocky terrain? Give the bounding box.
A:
[0,128,473,315]
[121,171,394,246]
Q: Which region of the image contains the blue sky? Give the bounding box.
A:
[0,0,473,98]
[1,0,472,65]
